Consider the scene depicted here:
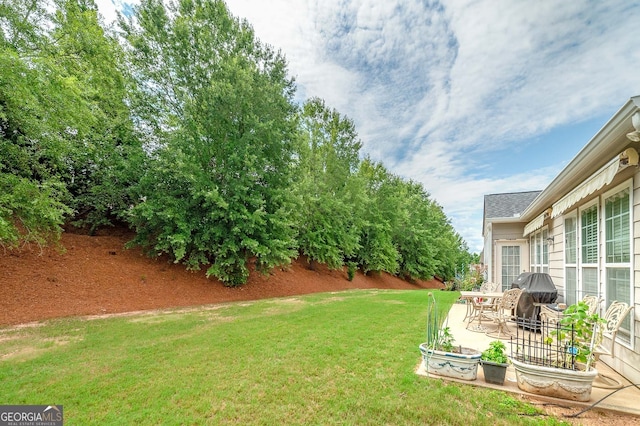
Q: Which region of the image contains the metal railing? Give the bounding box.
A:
[508,316,587,371]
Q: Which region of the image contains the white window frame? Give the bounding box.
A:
[602,179,634,347]
[529,227,549,273]
[578,199,600,301]
[563,213,578,306]
[495,240,526,291]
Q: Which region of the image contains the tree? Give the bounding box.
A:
[0,0,72,247]
[121,0,298,286]
[0,0,142,248]
[293,97,364,270]
[47,0,143,232]
[355,158,400,275]
[388,179,462,282]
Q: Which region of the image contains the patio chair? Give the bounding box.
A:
[485,287,523,339]
[591,301,634,389]
[539,304,563,326]
[540,295,601,326]
[479,281,500,293]
[466,282,500,332]
[582,294,601,315]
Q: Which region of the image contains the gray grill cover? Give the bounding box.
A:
[511,272,558,326]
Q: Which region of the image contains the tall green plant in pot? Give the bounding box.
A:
[544,300,605,369]
[418,292,481,380]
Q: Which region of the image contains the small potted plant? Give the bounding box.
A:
[480,340,509,385]
[419,293,481,380]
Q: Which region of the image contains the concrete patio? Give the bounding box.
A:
[416,300,640,418]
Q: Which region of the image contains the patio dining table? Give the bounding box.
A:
[459,291,504,323]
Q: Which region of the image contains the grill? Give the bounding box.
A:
[511,272,558,330]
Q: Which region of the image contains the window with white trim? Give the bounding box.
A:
[579,202,599,299]
[564,215,577,305]
[603,182,632,342]
[529,228,549,273]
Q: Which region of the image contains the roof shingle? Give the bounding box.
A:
[484,191,541,219]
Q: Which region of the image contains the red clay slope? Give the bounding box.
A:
[0,228,443,326]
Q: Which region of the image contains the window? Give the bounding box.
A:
[565,268,577,306]
[603,184,632,342]
[581,204,598,264]
[564,216,577,305]
[605,188,630,263]
[501,246,521,291]
[579,203,599,300]
[565,216,577,264]
[581,268,598,297]
[529,228,549,273]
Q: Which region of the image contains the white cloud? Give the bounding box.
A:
[95,0,130,25]
[436,0,640,149]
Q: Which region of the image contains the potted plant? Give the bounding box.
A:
[544,300,605,368]
[419,292,481,380]
[480,340,509,385]
[510,300,604,401]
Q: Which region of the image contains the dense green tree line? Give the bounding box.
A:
[0,0,475,285]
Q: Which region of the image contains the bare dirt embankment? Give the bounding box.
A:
[0,227,443,326]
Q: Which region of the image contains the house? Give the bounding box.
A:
[482,95,640,383]
[482,190,542,289]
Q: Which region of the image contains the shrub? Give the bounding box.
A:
[347,262,357,281]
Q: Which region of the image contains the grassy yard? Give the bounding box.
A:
[0,290,566,425]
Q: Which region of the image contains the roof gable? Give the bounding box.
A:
[484,191,541,219]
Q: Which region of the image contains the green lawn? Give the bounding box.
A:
[0,290,567,425]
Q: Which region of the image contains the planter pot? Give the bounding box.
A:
[480,360,508,385]
[419,343,481,381]
[510,357,598,402]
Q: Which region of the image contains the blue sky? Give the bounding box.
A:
[97,0,640,253]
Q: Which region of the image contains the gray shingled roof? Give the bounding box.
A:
[484,191,541,219]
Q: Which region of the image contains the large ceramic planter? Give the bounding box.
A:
[480,360,508,385]
[510,357,598,402]
[419,343,481,381]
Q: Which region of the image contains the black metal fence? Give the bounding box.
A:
[508,316,585,371]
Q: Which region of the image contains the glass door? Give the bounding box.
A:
[499,244,522,291]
